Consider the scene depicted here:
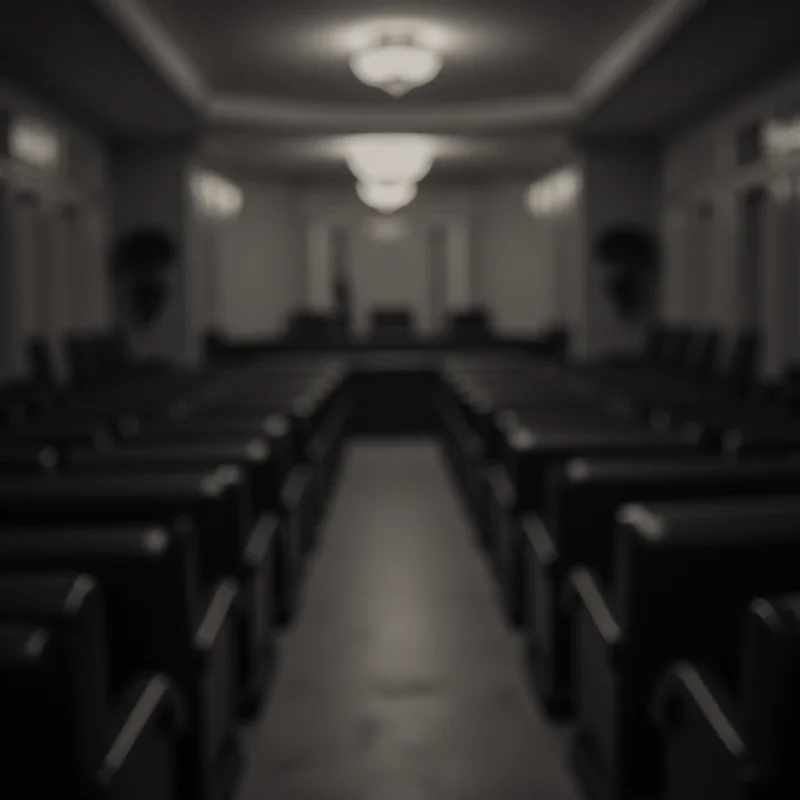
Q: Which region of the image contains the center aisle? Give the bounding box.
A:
[238,440,578,800]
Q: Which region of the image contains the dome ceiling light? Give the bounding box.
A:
[346,135,434,214]
[350,32,442,97]
[345,134,434,185]
[356,181,417,214]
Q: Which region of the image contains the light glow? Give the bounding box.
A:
[345,134,434,184]
[763,118,800,157]
[191,170,243,220]
[525,167,582,218]
[9,116,60,171]
[350,34,442,97]
[356,181,417,214]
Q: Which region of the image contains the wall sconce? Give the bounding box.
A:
[525,166,582,218]
[191,170,243,220]
[9,115,61,171]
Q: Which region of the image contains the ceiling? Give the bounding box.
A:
[2,0,798,177]
[0,0,200,136]
[581,0,800,136]
[135,0,653,106]
[103,0,681,176]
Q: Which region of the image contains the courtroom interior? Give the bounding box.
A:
[2,1,800,799]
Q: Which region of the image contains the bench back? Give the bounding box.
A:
[0,572,109,777]
[551,458,800,580]
[0,524,203,683]
[613,499,800,684]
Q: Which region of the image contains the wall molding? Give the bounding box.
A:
[576,0,710,113]
[88,0,207,108]
[208,94,576,132]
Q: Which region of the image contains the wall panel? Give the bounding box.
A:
[0,78,110,381]
[662,64,800,376]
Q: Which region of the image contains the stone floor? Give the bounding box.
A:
[237,439,579,800]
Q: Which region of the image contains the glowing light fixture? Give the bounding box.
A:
[350,32,442,97]
[356,181,417,214]
[9,116,60,171]
[345,134,434,185]
[763,118,800,157]
[525,167,582,218]
[191,170,243,221]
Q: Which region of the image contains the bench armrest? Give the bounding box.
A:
[652,661,766,797]
[568,567,623,664]
[242,513,279,571]
[280,467,311,511]
[96,673,182,795]
[194,579,240,655]
[653,661,745,748]
[486,466,514,507]
[525,515,559,578]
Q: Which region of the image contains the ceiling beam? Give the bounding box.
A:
[208,94,576,133]
[575,0,711,113]
[88,0,207,108]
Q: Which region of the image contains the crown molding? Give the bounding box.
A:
[88,0,207,108]
[575,0,710,113]
[95,0,706,131]
[208,94,576,132]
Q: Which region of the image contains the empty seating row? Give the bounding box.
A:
[0,335,355,800]
[436,326,800,800]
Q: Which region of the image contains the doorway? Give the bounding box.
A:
[351,216,427,337]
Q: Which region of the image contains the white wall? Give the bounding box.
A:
[111,143,194,363]
[662,63,800,377]
[474,183,561,337]
[348,218,431,334]
[302,184,475,325]
[580,144,662,359]
[0,77,110,382]
[211,181,304,338]
[298,181,563,338]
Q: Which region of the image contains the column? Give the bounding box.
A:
[110,138,199,364]
[572,139,663,360]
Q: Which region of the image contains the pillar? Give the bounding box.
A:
[110,138,203,365]
[571,139,663,360]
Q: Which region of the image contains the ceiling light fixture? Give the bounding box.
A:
[356,181,417,214]
[345,134,434,185]
[350,32,442,97]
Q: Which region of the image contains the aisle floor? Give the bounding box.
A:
[238,440,579,800]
